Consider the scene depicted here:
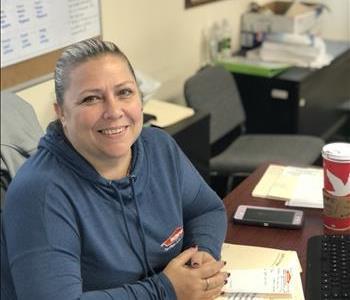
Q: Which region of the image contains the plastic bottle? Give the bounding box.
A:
[219,19,232,59]
[209,22,221,62]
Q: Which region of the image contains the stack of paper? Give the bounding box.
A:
[143,99,195,128]
[252,164,324,208]
[218,243,304,300]
[258,34,332,68]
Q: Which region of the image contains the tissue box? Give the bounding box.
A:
[242,1,320,34]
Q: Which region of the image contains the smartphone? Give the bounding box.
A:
[232,205,304,229]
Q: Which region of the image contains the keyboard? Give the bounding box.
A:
[306,235,350,300]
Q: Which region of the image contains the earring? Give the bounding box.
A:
[60,117,66,127]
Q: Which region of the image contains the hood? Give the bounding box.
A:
[38,121,149,195]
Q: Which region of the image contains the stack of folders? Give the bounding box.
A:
[218,243,304,300]
[252,164,324,208]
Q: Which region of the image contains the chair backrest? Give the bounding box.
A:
[1,92,44,208]
[184,65,246,144]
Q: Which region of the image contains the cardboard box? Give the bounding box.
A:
[242,1,320,34]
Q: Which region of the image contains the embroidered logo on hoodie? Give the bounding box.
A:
[161,226,184,251]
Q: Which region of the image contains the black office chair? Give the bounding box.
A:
[184,65,324,193]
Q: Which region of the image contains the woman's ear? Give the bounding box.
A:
[54,103,66,127]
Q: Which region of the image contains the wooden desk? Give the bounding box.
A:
[223,163,350,290]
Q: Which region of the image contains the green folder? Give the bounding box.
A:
[216,57,290,78]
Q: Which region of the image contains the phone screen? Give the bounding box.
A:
[244,208,294,224]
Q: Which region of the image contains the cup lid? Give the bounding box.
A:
[322,143,350,161]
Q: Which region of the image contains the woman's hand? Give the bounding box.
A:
[190,250,216,268]
[163,247,229,300]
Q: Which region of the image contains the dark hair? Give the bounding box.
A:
[54,38,136,105]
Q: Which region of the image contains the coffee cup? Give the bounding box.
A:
[321,142,350,230]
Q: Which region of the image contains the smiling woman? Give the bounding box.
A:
[1,39,228,300]
[54,54,143,180]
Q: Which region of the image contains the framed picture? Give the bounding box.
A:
[185,0,225,9]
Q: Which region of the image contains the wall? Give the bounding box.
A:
[101,0,349,103]
[101,0,253,103]
[311,0,350,41]
[18,0,255,129]
[16,0,350,130]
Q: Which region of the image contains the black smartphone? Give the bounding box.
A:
[232,205,304,229]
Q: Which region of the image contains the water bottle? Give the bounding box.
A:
[209,22,221,62]
[219,19,232,59]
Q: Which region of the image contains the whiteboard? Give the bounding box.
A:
[1,0,101,68]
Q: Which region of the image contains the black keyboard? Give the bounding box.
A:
[306,235,350,300]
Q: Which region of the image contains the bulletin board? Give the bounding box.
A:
[1,0,101,90]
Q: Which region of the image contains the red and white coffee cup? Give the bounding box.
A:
[322,143,350,230]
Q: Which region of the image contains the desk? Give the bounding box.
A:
[160,111,210,183]
[223,163,350,291]
[233,41,350,139]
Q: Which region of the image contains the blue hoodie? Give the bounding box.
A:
[1,121,227,300]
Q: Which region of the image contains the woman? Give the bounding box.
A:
[1,39,228,300]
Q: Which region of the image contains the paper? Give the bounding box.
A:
[143,99,195,127]
[252,164,323,208]
[135,70,161,101]
[224,268,293,294]
[1,0,101,68]
[218,243,304,300]
[286,169,324,208]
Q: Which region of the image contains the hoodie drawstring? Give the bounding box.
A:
[129,175,155,276]
[112,175,155,278]
[118,189,149,277]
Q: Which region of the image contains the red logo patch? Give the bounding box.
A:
[161,226,184,251]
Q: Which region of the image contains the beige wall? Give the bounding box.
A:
[16,0,350,130]
[18,0,255,129]
[101,0,253,102]
[17,80,55,130]
[309,0,350,40]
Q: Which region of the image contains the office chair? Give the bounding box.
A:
[184,65,324,193]
[1,91,44,209]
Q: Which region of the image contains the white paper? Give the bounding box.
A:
[223,268,292,294]
[143,99,194,127]
[286,167,323,208]
[252,164,324,208]
[1,0,101,67]
[217,243,305,300]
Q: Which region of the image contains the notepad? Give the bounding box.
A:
[252,164,324,208]
[218,243,304,300]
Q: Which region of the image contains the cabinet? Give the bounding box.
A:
[233,41,350,139]
[163,111,210,183]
